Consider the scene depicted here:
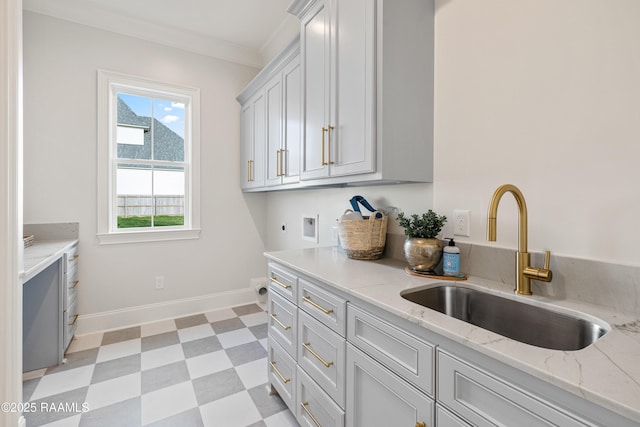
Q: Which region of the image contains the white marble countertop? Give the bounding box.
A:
[23,239,78,282]
[265,247,640,423]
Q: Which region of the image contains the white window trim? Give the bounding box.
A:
[97,69,201,245]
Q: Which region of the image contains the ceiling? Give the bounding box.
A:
[22,0,298,67]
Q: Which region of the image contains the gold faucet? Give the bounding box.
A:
[487,184,552,295]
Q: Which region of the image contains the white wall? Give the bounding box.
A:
[434,0,640,266]
[23,12,267,319]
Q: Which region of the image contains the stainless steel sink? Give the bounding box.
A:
[401,284,608,350]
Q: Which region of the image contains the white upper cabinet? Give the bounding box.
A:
[281,56,302,185]
[238,39,301,191]
[239,92,266,189]
[290,0,434,185]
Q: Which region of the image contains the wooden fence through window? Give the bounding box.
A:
[117,195,184,217]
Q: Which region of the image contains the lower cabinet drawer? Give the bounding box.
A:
[298,309,346,408]
[269,263,297,303]
[297,366,345,427]
[438,351,590,427]
[268,290,297,359]
[268,340,296,413]
[347,304,435,397]
[64,296,79,349]
[65,265,79,306]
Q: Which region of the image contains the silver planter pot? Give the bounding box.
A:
[403,237,443,272]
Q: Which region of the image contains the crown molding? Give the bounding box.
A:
[23,0,265,68]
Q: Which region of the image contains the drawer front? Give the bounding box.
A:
[298,310,346,407]
[436,404,472,427]
[346,344,434,427]
[65,244,79,273]
[64,296,79,349]
[297,366,345,427]
[268,264,297,303]
[298,278,346,337]
[347,304,435,396]
[65,265,79,305]
[268,291,298,359]
[438,351,590,427]
[268,340,297,413]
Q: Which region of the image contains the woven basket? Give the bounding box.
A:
[337,210,388,260]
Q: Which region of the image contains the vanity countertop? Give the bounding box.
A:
[23,239,78,282]
[265,247,640,423]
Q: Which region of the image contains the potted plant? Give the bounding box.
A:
[397,210,447,272]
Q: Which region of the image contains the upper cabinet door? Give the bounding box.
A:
[265,74,283,187]
[282,56,302,184]
[300,0,375,181]
[243,92,265,189]
[329,0,375,177]
[300,0,331,180]
[240,102,254,189]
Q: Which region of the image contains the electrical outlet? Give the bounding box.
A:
[155,276,164,290]
[453,209,470,237]
[280,222,287,233]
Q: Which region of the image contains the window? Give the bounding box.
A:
[97,70,200,244]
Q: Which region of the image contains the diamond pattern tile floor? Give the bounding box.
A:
[22,304,299,427]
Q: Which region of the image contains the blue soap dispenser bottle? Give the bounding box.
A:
[443,238,461,276]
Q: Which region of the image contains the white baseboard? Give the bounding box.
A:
[75,287,258,335]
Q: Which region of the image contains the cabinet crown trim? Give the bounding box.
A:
[236,37,300,104]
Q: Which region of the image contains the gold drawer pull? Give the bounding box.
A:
[70,280,80,289]
[269,361,291,384]
[68,254,79,263]
[69,314,79,326]
[300,402,321,427]
[321,127,327,166]
[270,314,291,331]
[302,296,333,315]
[270,277,291,289]
[303,342,333,368]
[416,422,426,427]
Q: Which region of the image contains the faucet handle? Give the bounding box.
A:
[523,250,553,282]
[543,250,551,270]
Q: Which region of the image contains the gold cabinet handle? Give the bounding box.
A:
[276,149,281,176]
[327,124,334,165]
[68,254,79,263]
[269,361,291,384]
[69,314,79,326]
[270,313,291,331]
[279,149,286,176]
[70,280,79,289]
[300,402,322,427]
[270,277,291,289]
[416,422,426,427]
[302,296,333,315]
[303,342,333,368]
[321,127,328,166]
[247,160,252,182]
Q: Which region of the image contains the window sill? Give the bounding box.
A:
[97,228,201,245]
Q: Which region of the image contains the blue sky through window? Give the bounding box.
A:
[118,93,185,138]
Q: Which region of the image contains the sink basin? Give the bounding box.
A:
[401,284,608,350]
